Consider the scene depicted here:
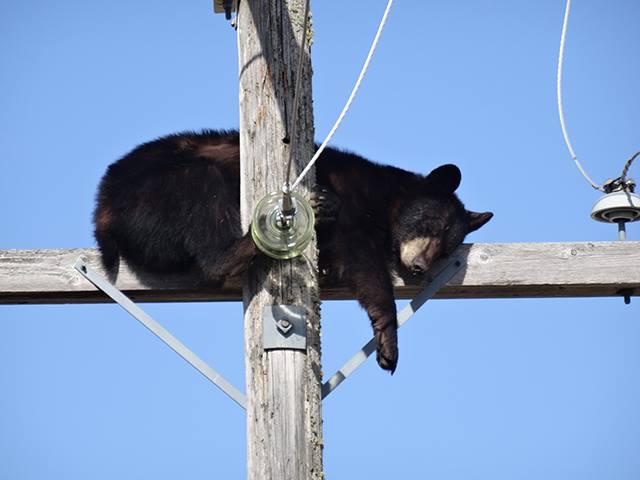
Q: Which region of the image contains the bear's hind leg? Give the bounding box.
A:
[94,209,120,282]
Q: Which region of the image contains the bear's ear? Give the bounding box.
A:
[425,164,461,194]
[467,210,493,233]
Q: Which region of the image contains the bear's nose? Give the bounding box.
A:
[411,257,428,275]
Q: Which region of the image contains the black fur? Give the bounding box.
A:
[94,130,492,373]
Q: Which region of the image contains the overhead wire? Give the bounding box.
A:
[621,151,640,183]
[287,0,633,196]
[556,0,605,192]
[290,0,394,190]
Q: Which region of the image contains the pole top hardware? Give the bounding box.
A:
[213,0,237,20]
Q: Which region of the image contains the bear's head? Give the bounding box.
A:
[393,164,493,275]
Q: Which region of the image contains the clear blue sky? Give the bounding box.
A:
[1,1,639,478]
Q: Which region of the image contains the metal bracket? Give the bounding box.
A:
[321,256,465,399]
[263,305,307,351]
[74,258,247,410]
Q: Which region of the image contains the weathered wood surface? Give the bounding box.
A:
[238,1,323,480]
[1,241,638,305]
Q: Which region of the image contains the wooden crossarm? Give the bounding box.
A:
[1,241,638,305]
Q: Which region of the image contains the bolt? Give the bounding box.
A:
[619,288,633,305]
[277,318,293,335]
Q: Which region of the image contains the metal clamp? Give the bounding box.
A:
[262,305,307,351]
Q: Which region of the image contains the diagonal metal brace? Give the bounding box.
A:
[321,256,465,399]
[74,258,247,410]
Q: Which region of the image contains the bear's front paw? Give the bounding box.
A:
[375,325,399,374]
[310,185,340,225]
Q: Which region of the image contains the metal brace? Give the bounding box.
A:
[321,256,465,399]
[263,305,307,351]
[74,258,247,410]
[75,254,463,406]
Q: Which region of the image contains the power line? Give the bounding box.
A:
[291,0,394,190]
[556,0,605,192]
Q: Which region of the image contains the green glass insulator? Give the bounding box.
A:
[251,191,315,260]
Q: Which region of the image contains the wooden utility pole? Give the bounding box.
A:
[237,1,323,479]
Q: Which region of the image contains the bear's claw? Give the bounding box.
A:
[374,325,399,374]
[310,185,340,224]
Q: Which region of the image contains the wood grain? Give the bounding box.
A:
[1,241,638,305]
[238,1,324,479]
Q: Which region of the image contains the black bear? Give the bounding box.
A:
[94,130,492,373]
